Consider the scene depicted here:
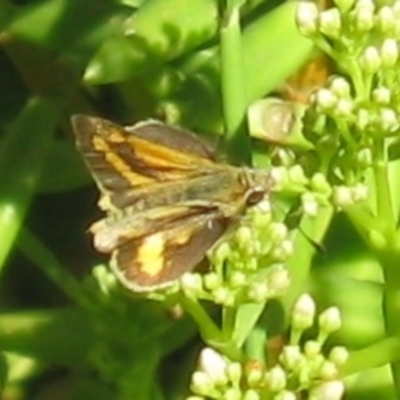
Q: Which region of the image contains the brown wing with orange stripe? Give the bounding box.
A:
[72,115,218,211]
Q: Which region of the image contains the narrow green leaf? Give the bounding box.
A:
[0,96,58,273]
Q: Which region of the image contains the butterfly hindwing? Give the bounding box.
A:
[110,210,228,291]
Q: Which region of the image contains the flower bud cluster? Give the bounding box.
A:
[271,165,332,216]
[297,1,400,43]
[296,1,400,137]
[188,297,347,399]
[179,199,292,306]
[294,3,400,202]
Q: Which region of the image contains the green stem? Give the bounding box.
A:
[345,58,366,99]
[180,296,244,360]
[220,0,251,164]
[362,138,400,395]
[222,306,237,339]
[373,138,395,231]
[180,295,222,341]
[283,205,334,312]
[244,326,266,363]
[376,248,400,396]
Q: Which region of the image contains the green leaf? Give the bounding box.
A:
[85,0,217,83]
[5,0,126,52]
[0,96,58,274]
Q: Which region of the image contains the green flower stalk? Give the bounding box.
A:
[187,295,346,399]
[294,0,400,396]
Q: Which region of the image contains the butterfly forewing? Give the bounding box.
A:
[72,115,225,210]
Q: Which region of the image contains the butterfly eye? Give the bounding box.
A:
[245,187,265,206]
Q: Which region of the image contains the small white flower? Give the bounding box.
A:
[309,380,345,400]
[332,186,353,207]
[296,2,319,36]
[319,8,342,38]
[292,294,316,330]
[360,46,381,74]
[199,348,227,384]
[265,365,287,391]
[181,273,203,293]
[302,192,319,217]
[268,265,291,294]
[280,345,304,371]
[319,307,342,333]
[329,346,349,366]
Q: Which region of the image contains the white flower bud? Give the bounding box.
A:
[222,388,239,400]
[229,271,246,288]
[379,107,399,132]
[356,148,372,168]
[265,365,287,391]
[319,306,342,334]
[332,185,353,207]
[381,38,399,68]
[227,362,242,384]
[309,380,345,400]
[274,391,297,400]
[376,6,395,34]
[296,2,319,36]
[354,0,374,12]
[302,192,319,217]
[329,76,351,98]
[199,348,228,384]
[304,340,322,358]
[351,183,368,202]
[280,345,304,370]
[329,346,349,366]
[248,282,269,303]
[355,4,374,32]
[213,287,234,306]
[243,389,261,400]
[372,86,391,105]
[355,108,371,131]
[181,272,203,294]
[319,8,342,38]
[360,46,381,74]
[273,239,294,261]
[292,294,316,330]
[319,360,339,379]
[270,223,289,244]
[315,89,338,110]
[270,167,289,189]
[191,371,213,395]
[203,272,222,291]
[268,265,291,294]
[335,99,354,118]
